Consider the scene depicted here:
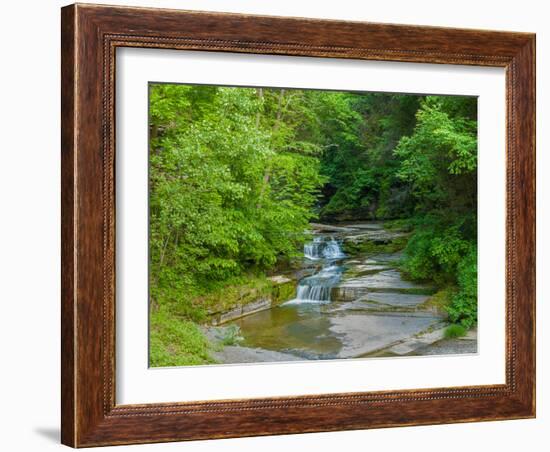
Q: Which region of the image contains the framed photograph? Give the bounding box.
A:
[61,3,535,447]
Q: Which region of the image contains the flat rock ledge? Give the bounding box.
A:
[212,345,302,364]
[210,298,272,325]
[372,325,478,357]
[209,274,295,325]
[310,222,356,233]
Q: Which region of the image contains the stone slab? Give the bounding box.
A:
[329,314,442,358]
[212,345,302,364]
[340,269,430,290]
[242,298,271,314]
[363,292,431,307]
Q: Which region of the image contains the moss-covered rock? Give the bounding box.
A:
[272,280,297,305]
[204,275,298,324]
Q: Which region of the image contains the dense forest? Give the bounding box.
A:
[148,83,478,366]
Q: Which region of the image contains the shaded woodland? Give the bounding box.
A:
[148,84,478,366]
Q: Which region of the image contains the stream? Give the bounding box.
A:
[213,222,476,363]
[288,235,346,304]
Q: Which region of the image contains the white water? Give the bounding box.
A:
[286,236,345,305]
[304,236,345,260]
[323,238,346,259]
[303,237,324,260]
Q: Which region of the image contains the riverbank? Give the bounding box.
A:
[204,222,476,364]
[150,221,477,367]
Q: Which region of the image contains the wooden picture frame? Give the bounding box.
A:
[61,3,535,447]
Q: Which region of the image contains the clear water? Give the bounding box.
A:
[226,225,445,361]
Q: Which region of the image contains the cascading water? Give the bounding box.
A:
[304,237,324,260]
[293,265,343,303]
[304,236,345,260]
[287,235,345,304]
[323,237,346,259]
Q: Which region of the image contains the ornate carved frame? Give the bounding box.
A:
[61,3,535,447]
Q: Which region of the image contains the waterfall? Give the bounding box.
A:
[292,265,343,303]
[304,237,324,260]
[323,237,346,259]
[304,236,345,260]
[287,235,345,304]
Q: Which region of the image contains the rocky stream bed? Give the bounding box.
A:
[205,222,477,364]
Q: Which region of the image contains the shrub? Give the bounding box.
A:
[445,246,477,329]
[444,323,467,339]
[402,216,478,331]
[221,325,243,346]
[401,216,473,284]
[149,308,215,367]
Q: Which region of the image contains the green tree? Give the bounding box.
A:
[149,84,326,312]
[148,86,480,367]
[394,96,478,326]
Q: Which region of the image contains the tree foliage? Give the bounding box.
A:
[394,96,478,326]
[149,84,328,308]
[148,84,479,363]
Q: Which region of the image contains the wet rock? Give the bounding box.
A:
[363,292,431,308]
[350,263,390,274]
[336,269,435,295]
[212,299,273,325]
[331,286,369,302]
[212,345,302,363]
[329,314,443,358]
[410,338,478,356]
[342,223,384,230]
[344,230,408,244]
[218,306,243,324]
[327,293,434,314]
[212,223,475,364]
[373,324,477,356]
[310,223,355,233]
[327,299,388,312]
[242,298,271,314]
[369,252,404,263]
